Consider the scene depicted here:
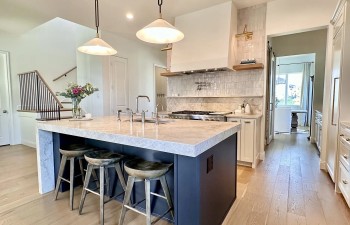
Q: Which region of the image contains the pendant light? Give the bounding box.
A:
[78,0,117,55]
[136,0,184,44]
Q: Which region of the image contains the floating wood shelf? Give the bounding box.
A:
[160,71,184,77]
[232,63,264,71]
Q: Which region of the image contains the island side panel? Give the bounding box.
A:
[176,134,237,225]
[36,129,56,194]
[199,134,237,225]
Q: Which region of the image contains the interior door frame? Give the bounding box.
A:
[153,64,167,112]
[0,50,14,145]
[269,55,276,143]
[265,41,276,145]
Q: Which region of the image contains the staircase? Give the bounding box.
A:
[18,70,71,120]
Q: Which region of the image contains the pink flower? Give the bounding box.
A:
[72,88,80,95]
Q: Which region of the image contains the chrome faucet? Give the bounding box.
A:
[126,108,134,123]
[136,95,150,113]
[141,110,148,124]
[117,110,122,121]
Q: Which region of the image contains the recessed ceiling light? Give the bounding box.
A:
[126,13,134,20]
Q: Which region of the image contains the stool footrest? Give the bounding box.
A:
[124,205,147,216]
[60,177,70,183]
[123,205,173,225]
[85,188,101,196]
[150,192,167,200]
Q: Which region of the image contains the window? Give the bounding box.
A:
[275,72,303,106]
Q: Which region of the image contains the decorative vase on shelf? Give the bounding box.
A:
[72,98,82,119]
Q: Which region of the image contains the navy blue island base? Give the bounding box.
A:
[52,132,237,225]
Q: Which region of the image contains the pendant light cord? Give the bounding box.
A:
[158,0,163,18]
[95,0,100,36]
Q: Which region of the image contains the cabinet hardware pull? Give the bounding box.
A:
[340,134,345,137]
[344,154,348,159]
[347,138,350,142]
[343,179,348,184]
[244,121,251,124]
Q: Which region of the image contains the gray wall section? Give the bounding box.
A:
[271,29,328,112]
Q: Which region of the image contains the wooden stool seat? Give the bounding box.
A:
[84,150,123,166]
[124,159,171,179]
[60,147,95,158]
[54,144,97,210]
[119,159,174,225]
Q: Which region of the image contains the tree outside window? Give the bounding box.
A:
[275,72,303,107]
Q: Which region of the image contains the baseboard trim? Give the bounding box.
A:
[259,151,265,160]
[320,161,327,170]
[326,163,335,183]
[21,140,36,149]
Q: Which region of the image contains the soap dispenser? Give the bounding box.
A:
[245,103,251,114]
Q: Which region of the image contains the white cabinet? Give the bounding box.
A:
[315,110,323,152]
[338,123,350,207]
[227,117,261,168]
[327,0,346,182]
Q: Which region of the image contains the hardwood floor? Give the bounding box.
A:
[223,133,350,225]
[1,133,350,225]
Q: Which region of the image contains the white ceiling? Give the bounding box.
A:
[0,0,275,40]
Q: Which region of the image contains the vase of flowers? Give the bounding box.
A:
[57,83,98,119]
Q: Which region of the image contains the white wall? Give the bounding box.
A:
[266,0,338,36]
[0,17,165,145]
[78,31,166,117]
[0,17,93,144]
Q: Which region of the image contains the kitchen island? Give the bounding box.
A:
[36,116,240,225]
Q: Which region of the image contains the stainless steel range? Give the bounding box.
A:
[169,110,231,122]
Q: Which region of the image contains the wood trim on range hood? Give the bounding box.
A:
[161,68,232,77]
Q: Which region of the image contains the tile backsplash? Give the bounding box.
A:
[168,70,264,98]
[167,4,267,114]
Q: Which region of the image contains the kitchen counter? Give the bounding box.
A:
[37,116,240,157]
[225,113,263,119]
[36,116,239,225]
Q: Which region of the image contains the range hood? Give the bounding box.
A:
[170,1,237,73]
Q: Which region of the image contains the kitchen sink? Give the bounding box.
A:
[131,118,173,124]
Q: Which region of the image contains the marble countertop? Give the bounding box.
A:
[225,113,262,119]
[37,116,240,157]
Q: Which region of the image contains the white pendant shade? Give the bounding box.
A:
[78,37,117,56]
[136,18,184,44]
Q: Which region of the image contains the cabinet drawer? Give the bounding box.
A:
[338,163,350,207]
[340,124,350,137]
[339,138,350,171]
[227,118,241,123]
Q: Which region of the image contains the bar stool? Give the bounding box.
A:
[54,144,97,210]
[79,150,127,225]
[119,159,174,225]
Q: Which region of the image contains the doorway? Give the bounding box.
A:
[154,65,167,112]
[0,51,13,146]
[274,54,315,135]
[109,56,129,114]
